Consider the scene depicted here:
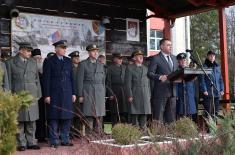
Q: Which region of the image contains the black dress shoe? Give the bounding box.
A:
[50,144,59,148]
[61,142,74,146]
[27,145,40,150]
[17,146,26,151]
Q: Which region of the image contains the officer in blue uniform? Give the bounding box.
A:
[43,40,76,147]
[199,51,224,117]
[176,53,197,119]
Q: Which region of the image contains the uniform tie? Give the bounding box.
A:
[167,56,173,71]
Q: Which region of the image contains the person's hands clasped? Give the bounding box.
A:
[159,75,168,82]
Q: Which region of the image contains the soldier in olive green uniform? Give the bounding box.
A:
[77,44,106,134]
[106,53,128,126]
[0,61,9,91]
[125,50,151,129]
[68,51,81,137]
[7,43,41,151]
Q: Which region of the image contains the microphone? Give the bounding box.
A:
[186,49,193,53]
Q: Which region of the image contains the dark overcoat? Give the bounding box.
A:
[43,55,75,119]
[71,64,80,115]
[176,81,197,115]
[106,64,127,113]
[199,62,224,97]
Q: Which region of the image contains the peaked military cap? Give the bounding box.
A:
[132,50,144,57]
[31,49,41,57]
[52,40,68,48]
[19,42,33,51]
[176,53,187,60]
[86,44,99,51]
[112,53,123,59]
[68,51,80,57]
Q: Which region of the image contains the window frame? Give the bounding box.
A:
[149,29,163,51]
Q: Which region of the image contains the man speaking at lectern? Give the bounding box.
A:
[147,38,178,123]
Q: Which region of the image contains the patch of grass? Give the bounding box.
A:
[104,123,112,134]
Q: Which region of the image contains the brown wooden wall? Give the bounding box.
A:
[0,0,147,56]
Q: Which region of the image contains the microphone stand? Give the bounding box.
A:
[189,51,219,117]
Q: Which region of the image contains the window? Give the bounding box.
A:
[149,29,163,51]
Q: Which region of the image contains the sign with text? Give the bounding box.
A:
[12,13,105,59]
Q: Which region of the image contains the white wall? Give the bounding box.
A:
[171,16,190,56]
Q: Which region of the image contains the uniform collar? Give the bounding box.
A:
[58,56,64,60]
[73,64,78,67]
[89,57,97,63]
[19,55,27,62]
[135,63,142,67]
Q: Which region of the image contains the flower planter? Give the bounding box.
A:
[90,134,215,155]
[90,136,177,155]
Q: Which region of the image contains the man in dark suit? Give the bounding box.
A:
[43,40,76,147]
[147,38,178,123]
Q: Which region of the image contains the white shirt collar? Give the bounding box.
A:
[57,55,63,60]
[161,51,171,57]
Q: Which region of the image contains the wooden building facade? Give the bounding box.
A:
[0,0,147,56]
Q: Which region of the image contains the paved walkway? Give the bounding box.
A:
[13,135,111,155]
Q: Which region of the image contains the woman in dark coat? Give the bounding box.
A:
[176,53,197,118]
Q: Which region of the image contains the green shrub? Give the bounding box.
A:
[204,114,218,135]
[170,117,198,139]
[112,123,141,145]
[216,114,235,154]
[0,68,34,155]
